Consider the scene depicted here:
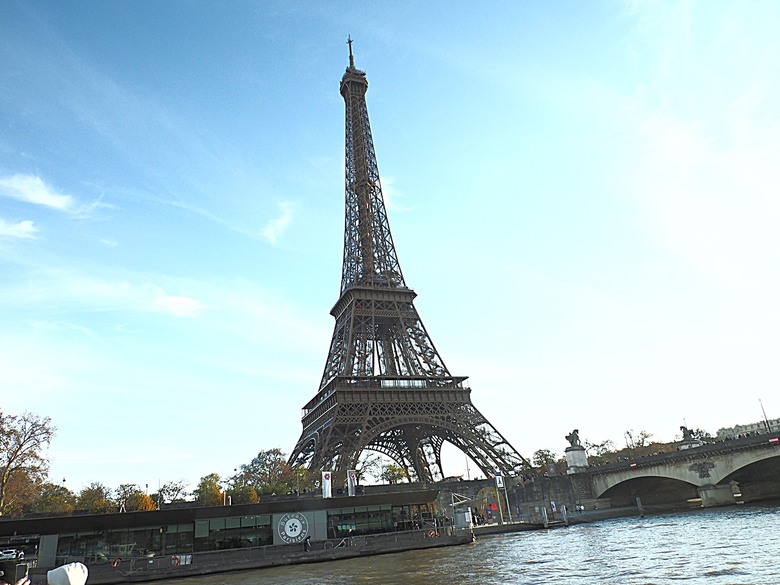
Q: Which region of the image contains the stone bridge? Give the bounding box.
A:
[576,433,780,508]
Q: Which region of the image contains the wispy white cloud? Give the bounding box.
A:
[160,196,270,241]
[0,218,38,238]
[0,269,206,319]
[29,319,98,339]
[96,282,207,318]
[151,290,206,318]
[261,201,295,245]
[0,174,74,210]
[379,176,413,212]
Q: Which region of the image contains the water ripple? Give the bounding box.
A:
[161,503,780,585]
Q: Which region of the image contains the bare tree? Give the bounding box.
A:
[0,411,55,515]
[116,483,151,512]
[584,439,615,457]
[354,452,381,483]
[116,485,156,512]
[158,480,189,504]
[625,429,653,449]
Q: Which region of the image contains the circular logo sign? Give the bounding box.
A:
[277,512,309,543]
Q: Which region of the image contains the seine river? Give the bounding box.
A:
[166,503,779,585]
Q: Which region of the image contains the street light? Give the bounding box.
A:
[222,479,232,506]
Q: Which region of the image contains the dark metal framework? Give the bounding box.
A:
[289,42,529,481]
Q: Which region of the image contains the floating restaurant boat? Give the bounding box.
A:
[0,489,474,584]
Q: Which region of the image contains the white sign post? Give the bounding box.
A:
[495,470,512,522]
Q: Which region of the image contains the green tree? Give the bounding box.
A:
[532,449,557,469]
[229,484,259,504]
[126,491,156,511]
[1,469,36,517]
[194,473,224,506]
[0,411,55,516]
[26,481,76,515]
[379,464,408,484]
[532,449,568,474]
[291,465,318,494]
[77,482,114,513]
[233,449,296,495]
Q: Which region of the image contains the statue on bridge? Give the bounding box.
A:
[678,425,704,450]
[564,429,588,473]
[565,429,581,448]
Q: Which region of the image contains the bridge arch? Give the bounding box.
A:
[587,437,780,507]
[591,464,711,499]
[704,447,780,484]
[599,475,699,507]
[716,452,780,502]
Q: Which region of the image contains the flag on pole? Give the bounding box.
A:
[347,470,357,496]
[322,471,332,498]
[495,470,504,489]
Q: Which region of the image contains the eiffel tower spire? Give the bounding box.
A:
[339,37,405,295]
[289,42,529,481]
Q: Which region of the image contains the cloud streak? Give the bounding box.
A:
[0,219,38,239]
[261,201,295,245]
[152,289,206,317]
[0,174,74,210]
[0,268,206,319]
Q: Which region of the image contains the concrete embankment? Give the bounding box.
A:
[473,506,647,538]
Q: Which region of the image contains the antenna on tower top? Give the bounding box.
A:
[347,35,355,69]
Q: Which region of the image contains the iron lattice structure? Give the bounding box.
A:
[289,43,529,482]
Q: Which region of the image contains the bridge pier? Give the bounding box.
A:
[697,484,739,508]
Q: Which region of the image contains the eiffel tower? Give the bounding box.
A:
[289,40,529,482]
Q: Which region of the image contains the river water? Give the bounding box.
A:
[164,503,779,584]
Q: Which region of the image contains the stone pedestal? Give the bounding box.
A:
[678,439,703,451]
[698,483,739,507]
[565,445,589,474]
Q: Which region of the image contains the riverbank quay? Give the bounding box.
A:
[473,521,543,537]
[472,506,642,538]
[1,488,474,584]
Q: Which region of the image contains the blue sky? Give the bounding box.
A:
[3,0,780,493]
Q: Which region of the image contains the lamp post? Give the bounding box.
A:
[760,398,772,433]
